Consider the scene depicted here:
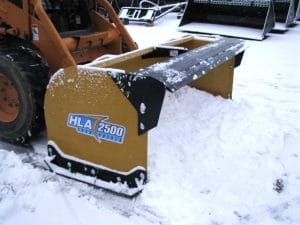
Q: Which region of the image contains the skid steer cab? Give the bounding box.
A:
[45,35,245,196]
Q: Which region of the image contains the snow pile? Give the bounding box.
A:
[144,86,300,225]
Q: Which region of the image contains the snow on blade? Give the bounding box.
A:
[135,37,245,91]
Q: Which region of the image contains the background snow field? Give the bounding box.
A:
[1,13,300,225]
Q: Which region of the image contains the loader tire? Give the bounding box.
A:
[0,43,49,144]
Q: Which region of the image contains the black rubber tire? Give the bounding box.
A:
[0,39,49,144]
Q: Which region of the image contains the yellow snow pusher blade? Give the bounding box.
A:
[178,0,275,40]
[44,35,245,196]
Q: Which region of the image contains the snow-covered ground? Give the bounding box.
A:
[1,14,300,225]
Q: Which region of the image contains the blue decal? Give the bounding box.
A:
[67,114,126,144]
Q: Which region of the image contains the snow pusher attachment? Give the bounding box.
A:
[273,0,296,31]
[44,35,245,196]
[178,0,275,40]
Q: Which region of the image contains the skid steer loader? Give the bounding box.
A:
[0,0,137,143]
[0,0,245,196]
[178,0,276,40]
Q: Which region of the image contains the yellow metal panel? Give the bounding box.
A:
[190,58,235,99]
[45,67,147,172]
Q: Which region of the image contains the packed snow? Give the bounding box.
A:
[1,13,300,225]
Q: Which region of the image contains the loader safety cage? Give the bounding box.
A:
[178,0,275,40]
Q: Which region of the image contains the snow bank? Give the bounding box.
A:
[144,86,300,225]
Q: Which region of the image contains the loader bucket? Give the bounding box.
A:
[273,0,296,31]
[178,0,275,40]
[44,35,245,196]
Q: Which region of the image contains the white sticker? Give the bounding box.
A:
[31,24,39,41]
[67,114,126,144]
